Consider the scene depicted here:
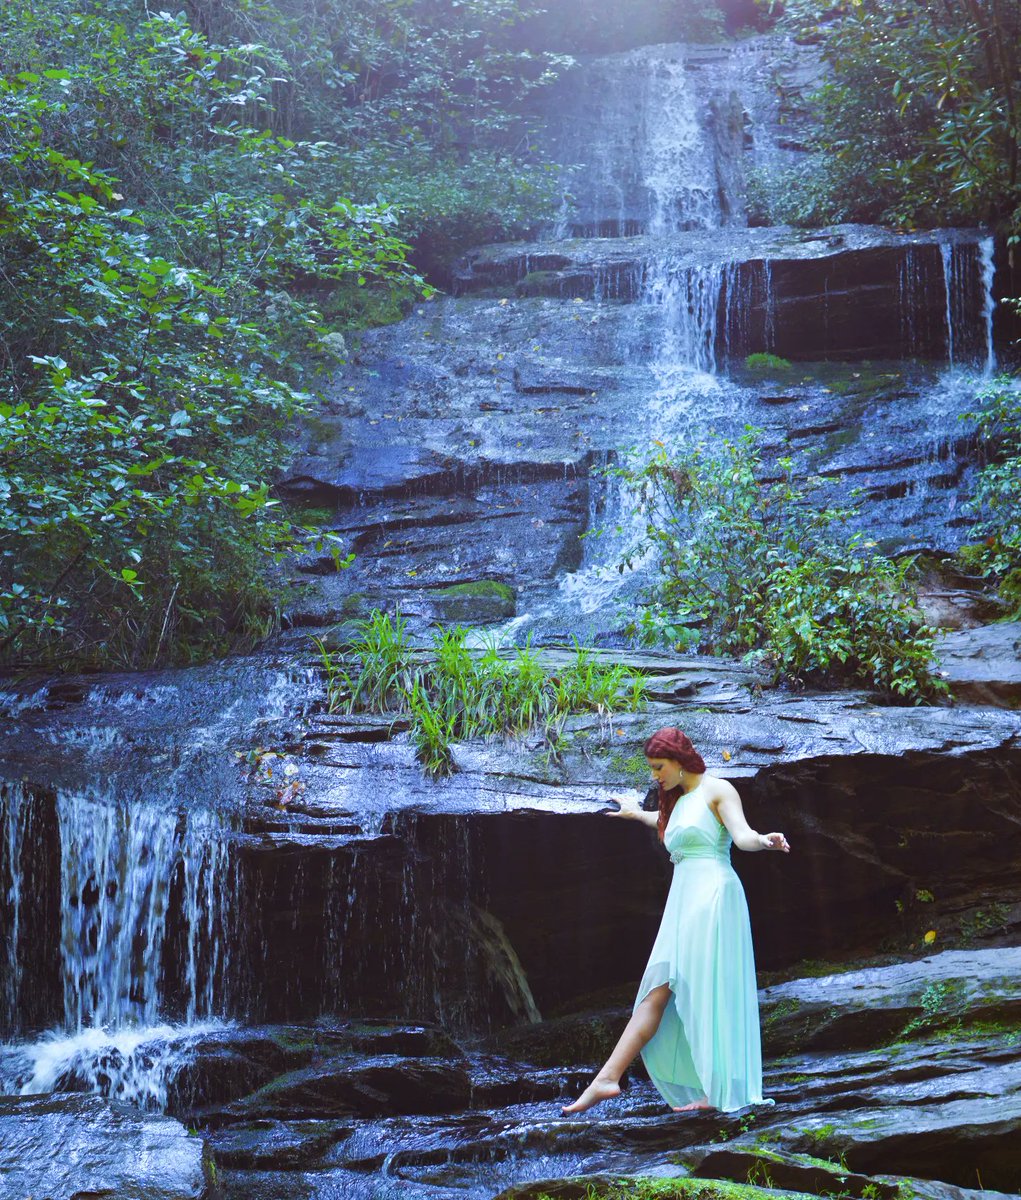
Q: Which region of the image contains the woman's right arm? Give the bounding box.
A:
[607,795,659,828]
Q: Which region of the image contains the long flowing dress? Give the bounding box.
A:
[636,780,767,1112]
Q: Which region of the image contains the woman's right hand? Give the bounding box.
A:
[606,794,644,820]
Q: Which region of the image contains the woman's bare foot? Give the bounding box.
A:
[561,1076,621,1114]
[672,1098,711,1112]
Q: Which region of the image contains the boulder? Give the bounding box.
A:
[936,622,1021,706]
[232,1054,473,1119]
[759,947,1021,1055]
[693,1146,899,1199]
[208,1118,349,1169]
[0,1092,209,1200]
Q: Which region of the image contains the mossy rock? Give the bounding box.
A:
[487,1007,633,1068]
[493,1174,826,1200]
[694,1145,899,1200]
[424,580,516,624]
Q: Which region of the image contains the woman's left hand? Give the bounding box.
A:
[760,832,790,853]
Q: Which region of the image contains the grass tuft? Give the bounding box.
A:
[317,613,646,775]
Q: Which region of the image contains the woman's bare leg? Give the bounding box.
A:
[561,983,672,1114]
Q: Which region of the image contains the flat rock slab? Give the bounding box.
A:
[760,947,1021,1054]
[231,1053,473,1119]
[0,1092,208,1200]
[937,622,1021,705]
[783,1091,1021,1193]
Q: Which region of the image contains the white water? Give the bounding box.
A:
[940,243,956,365]
[979,235,997,376]
[640,51,721,233]
[56,790,230,1031]
[0,778,234,1111]
[1,783,30,1025]
[642,260,731,374]
[0,1019,227,1109]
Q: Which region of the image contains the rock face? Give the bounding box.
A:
[937,621,1021,706]
[454,228,991,362]
[1,31,1019,1200]
[3,650,1021,1036]
[0,1093,209,1200]
[102,949,1017,1199]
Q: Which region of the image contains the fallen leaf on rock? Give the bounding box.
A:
[924,929,937,945]
[722,749,732,761]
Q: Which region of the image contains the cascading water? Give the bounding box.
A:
[0,779,234,1102]
[1,783,30,1027]
[642,260,729,374]
[641,52,722,234]
[940,243,957,366]
[57,791,231,1031]
[979,235,997,376]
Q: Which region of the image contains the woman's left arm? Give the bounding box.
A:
[711,781,790,854]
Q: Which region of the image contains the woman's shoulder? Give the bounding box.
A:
[702,773,741,803]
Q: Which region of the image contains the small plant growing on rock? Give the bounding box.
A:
[611,431,946,702]
[961,379,1021,615]
[317,613,646,774]
[744,352,793,371]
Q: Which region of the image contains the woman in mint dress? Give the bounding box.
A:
[563,727,789,1115]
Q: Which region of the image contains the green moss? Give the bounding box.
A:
[516,269,563,296]
[762,997,801,1026]
[528,1177,823,1200]
[745,352,793,371]
[432,580,515,601]
[292,506,337,527]
[608,750,650,786]
[271,1031,316,1053]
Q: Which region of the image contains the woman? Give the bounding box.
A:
[563,727,789,1115]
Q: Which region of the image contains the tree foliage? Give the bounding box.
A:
[961,381,1021,612]
[613,433,946,702]
[1,0,564,668]
[767,0,1021,232]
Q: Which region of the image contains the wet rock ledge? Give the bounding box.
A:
[135,947,1021,1198]
[0,1092,211,1199]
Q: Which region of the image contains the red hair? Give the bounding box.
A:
[643,728,706,841]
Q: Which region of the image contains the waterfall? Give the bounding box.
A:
[0,782,232,1037]
[557,458,651,616]
[547,44,736,237]
[640,260,731,374]
[979,235,996,376]
[59,792,231,1030]
[0,783,31,1027]
[940,243,956,365]
[641,52,721,233]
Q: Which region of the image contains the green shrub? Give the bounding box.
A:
[612,432,946,702]
[774,1,1021,233]
[0,0,569,668]
[960,379,1021,613]
[0,7,416,668]
[318,613,646,774]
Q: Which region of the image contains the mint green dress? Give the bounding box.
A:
[637,780,767,1112]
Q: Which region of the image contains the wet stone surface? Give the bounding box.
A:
[0,1092,209,1200]
[88,950,1011,1199]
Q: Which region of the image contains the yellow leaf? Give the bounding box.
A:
[722,749,732,762]
[923,929,937,945]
